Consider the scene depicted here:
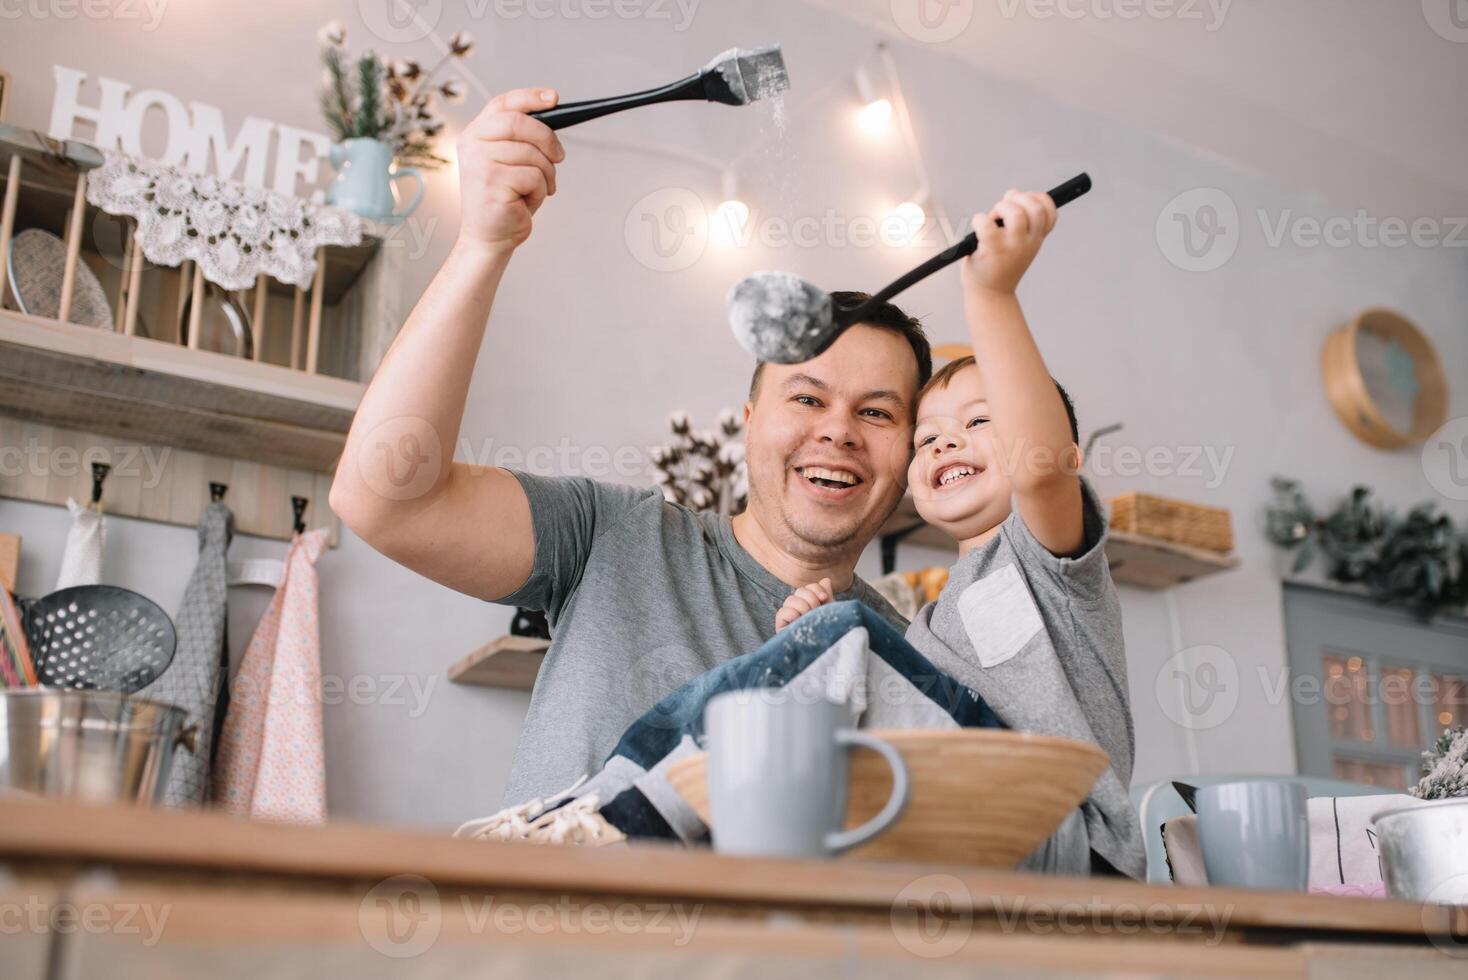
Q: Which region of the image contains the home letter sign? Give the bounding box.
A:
[48,65,332,198]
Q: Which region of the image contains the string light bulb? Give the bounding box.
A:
[883,200,926,246]
[711,199,750,248]
[857,97,893,136]
[709,169,750,248]
[853,66,892,136]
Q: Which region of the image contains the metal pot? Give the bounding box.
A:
[1373,797,1468,904]
[0,689,198,805]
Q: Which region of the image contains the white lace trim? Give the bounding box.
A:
[85,151,363,291]
[452,774,589,841]
[528,794,611,844]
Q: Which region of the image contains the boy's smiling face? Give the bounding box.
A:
[908,363,1014,540]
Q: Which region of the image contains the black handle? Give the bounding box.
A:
[529,72,705,131]
[956,171,1091,249]
[1046,171,1093,208]
[848,173,1092,322]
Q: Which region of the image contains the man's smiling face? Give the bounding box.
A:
[741,323,918,555]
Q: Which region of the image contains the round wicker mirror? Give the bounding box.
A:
[1321,308,1448,449]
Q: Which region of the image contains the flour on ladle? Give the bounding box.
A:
[727,271,835,364]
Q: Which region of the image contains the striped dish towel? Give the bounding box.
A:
[0,588,36,687]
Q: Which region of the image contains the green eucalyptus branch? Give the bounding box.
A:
[1266,477,1468,616]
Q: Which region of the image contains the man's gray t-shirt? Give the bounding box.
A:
[494,470,906,805]
[903,478,1146,878]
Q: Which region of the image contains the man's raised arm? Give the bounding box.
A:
[329,88,565,601]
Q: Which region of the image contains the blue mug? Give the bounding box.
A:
[1197,781,1310,890]
[704,691,909,859]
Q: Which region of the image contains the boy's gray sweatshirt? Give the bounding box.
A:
[903,477,1147,878]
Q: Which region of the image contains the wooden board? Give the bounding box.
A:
[0,416,339,546]
[881,495,1241,589]
[0,885,57,980]
[1105,530,1239,589]
[448,634,549,690]
[0,532,17,591]
[0,794,1461,945]
[46,882,1339,979]
[0,310,359,472]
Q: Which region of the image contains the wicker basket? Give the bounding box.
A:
[666,729,1110,868]
[1108,492,1234,554]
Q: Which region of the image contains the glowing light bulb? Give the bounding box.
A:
[856,98,893,136]
[883,201,926,245]
[711,199,750,248]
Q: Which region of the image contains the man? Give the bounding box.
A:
[329,88,933,804]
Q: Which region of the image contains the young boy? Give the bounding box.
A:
[779,190,1144,877]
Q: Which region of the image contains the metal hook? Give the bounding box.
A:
[1083,422,1124,459]
[90,462,111,507]
[209,482,228,503]
[290,496,308,535]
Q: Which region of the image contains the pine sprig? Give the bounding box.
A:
[316,21,470,170]
[319,46,353,142]
[395,141,451,167]
[354,53,385,138]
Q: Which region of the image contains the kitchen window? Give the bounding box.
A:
[1283,584,1468,792]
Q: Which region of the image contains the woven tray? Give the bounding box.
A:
[1108,492,1233,554]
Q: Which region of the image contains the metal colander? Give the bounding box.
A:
[19,586,177,693]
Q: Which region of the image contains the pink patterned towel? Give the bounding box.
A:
[211,529,329,823]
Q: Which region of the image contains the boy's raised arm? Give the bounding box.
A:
[958,189,1084,556]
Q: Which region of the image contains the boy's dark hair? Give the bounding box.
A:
[747,291,933,401]
[918,355,1080,444]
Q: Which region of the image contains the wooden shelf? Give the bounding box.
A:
[0,124,386,306]
[1104,531,1239,589]
[448,634,550,690]
[878,494,1239,590]
[0,125,413,544]
[0,309,361,473]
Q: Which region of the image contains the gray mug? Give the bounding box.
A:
[704,691,909,859]
[1197,781,1309,890]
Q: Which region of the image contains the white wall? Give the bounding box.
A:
[3,1,1465,829]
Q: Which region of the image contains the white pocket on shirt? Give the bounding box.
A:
[956,564,1043,669]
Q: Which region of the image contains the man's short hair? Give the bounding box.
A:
[918,355,1080,444]
[747,291,933,402]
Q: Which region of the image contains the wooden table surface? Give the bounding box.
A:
[1,795,1464,979]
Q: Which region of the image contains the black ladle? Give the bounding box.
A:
[729,173,1092,364]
